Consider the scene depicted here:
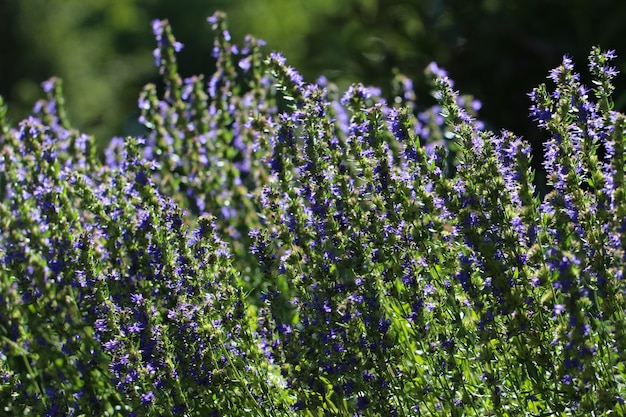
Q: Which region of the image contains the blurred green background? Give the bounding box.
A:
[2,0,626,155]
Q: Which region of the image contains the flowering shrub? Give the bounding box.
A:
[0,75,294,414]
[1,11,626,417]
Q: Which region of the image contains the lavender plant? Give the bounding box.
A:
[123,12,476,299]
[2,11,626,417]
[249,48,626,416]
[121,12,278,296]
[0,80,292,416]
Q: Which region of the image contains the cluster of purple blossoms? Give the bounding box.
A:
[249,45,626,415]
[0,76,283,415]
[2,11,626,417]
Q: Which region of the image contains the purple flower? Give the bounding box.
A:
[207,15,219,26]
[141,391,155,405]
[153,48,162,68]
[426,61,450,82]
[151,19,164,38]
[269,51,286,66]
[41,79,55,94]
[553,304,566,317]
[238,58,251,72]
[548,55,576,83]
[356,395,370,411]
[561,374,572,385]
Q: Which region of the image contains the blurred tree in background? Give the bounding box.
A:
[2,0,626,164]
[0,0,228,144]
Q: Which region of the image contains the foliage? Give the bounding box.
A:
[2,11,626,417]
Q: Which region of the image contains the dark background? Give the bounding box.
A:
[2,0,626,158]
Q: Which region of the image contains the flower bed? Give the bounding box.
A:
[1,12,625,416]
